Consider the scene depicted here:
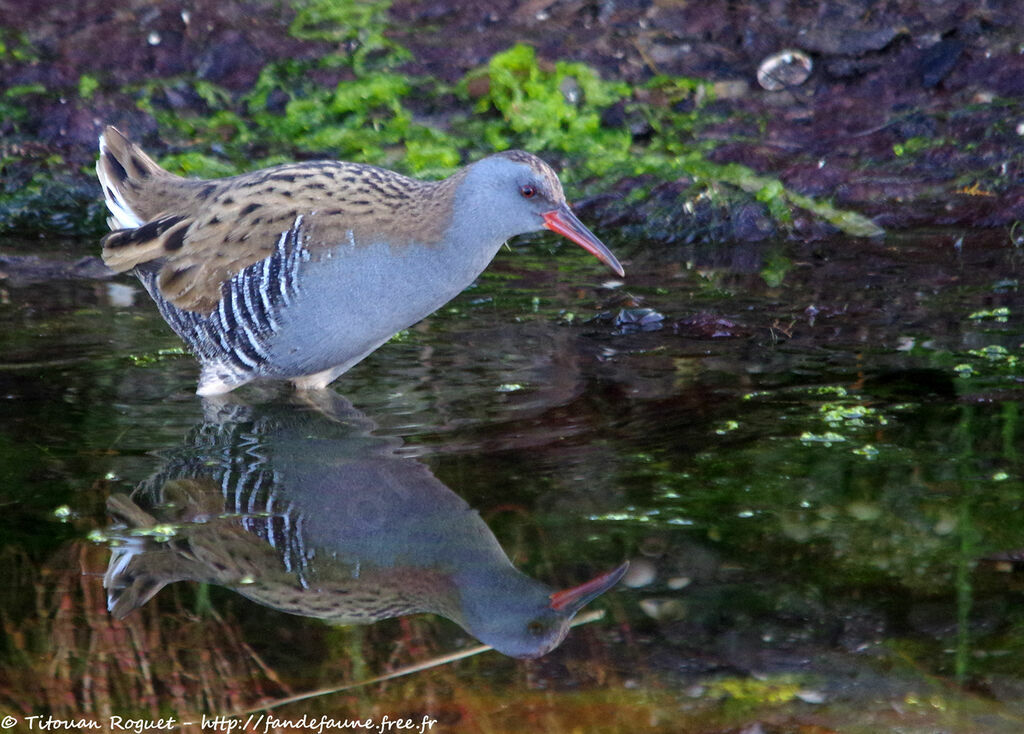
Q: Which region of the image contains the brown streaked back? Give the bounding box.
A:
[98,127,465,315]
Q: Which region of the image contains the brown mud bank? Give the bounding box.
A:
[0,0,1022,244]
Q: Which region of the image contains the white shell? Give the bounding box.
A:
[757,49,813,91]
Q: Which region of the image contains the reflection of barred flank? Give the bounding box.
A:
[228,469,312,589]
[139,420,311,588]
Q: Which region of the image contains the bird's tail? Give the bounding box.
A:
[96,125,169,230]
[96,126,192,274]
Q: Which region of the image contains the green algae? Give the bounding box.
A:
[77,74,99,101]
[289,0,409,72]
[460,43,632,169]
[0,0,887,239]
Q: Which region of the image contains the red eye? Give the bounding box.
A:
[520,184,536,198]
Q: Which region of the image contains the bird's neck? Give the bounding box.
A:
[443,164,519,263]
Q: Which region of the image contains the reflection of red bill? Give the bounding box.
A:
[549,562,630,612]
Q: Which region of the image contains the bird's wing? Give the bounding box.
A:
[100,189,308,314]
[97,126,460,314]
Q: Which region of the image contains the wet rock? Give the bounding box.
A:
[834,605,889,654]
[797,0,906,57]
[822,54,887,80]
[674,313,748,339]
[600,100,653,140]
[148,82,207,113]
[963,49,1024,97]
[0,255,112,286]
[710,79,751,100]
[891,110,939,140]
[918,38,964,87]
[800,25,903,56]
[614,308,664,333]
[730,202,776,242]
[986,675,1024,707]
[36,103,100,152]
[622,558,657,588]
[197,31,263,89]
[781,161,850,199]
[571,191,635,232]
[590,307,665,334]
[707,143,790,177]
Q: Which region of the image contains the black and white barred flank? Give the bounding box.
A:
[137,216,310,386]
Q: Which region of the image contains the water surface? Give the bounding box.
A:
[2,230,1024,732]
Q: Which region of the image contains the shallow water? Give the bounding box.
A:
[2,230,1024,732]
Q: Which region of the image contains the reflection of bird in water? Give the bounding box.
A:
[104,395,626,658]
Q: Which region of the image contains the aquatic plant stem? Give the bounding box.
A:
[234,609,607,715]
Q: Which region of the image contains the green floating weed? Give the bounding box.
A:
[715,420,740,435]
[126,347,188,367]
[968,344,1014,363]
[128,524,180,542]
[968,307,1010,322]
[704,674,806,707]
[812,385,848,396]
[819,402,887,428]
[853,444,879,458]
[799,431,847,446]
